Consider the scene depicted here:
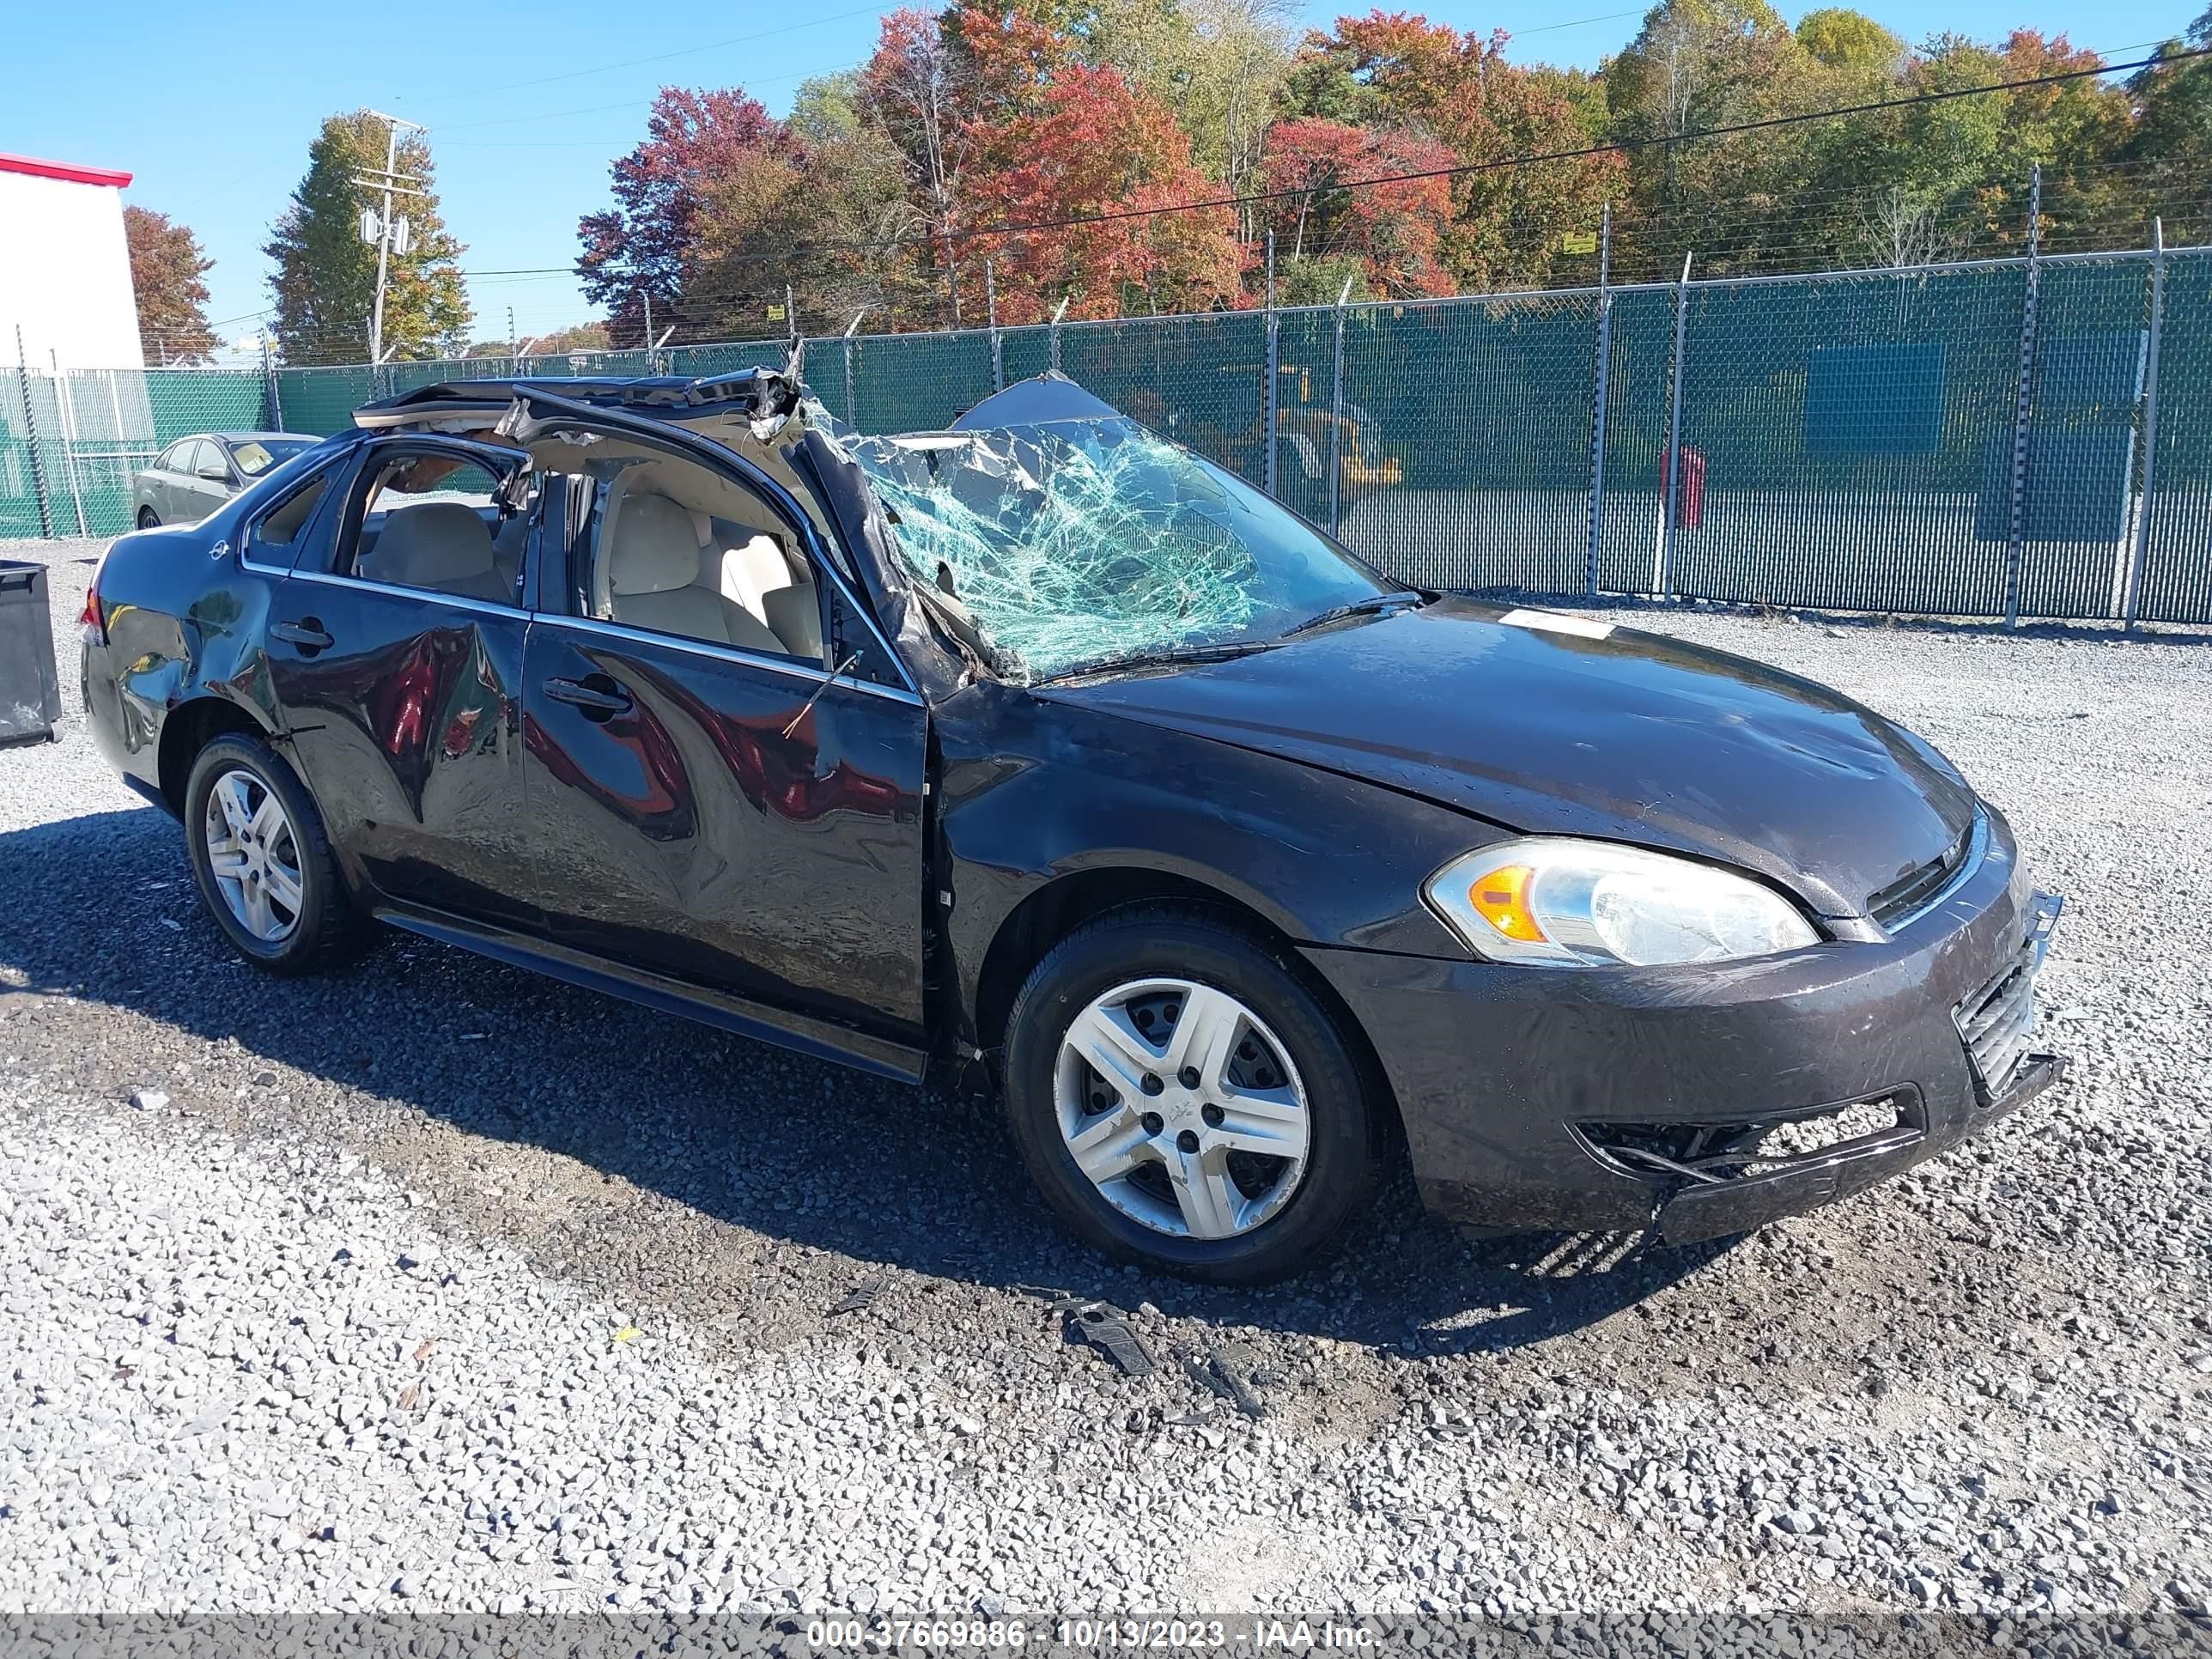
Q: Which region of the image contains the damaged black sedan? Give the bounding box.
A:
[78,368,2064,1283]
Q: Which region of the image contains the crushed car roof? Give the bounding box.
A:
[355,368,1123,437]
[353,368,804,426]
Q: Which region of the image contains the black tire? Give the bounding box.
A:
[1003,902,1392,1284]
[137,507,158,529]
[183,733,366,975]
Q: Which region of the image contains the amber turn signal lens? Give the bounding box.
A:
[1468,864,1547,943]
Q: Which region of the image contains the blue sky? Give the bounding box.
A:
[9,0,2198,359]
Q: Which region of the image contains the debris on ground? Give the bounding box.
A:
[1179,1346,1267,1419]
[128,1089,167,1112]
[1066,1304,1153,1375]
[827,1276,887,1316]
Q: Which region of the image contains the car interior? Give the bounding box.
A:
[534,435,823,662]
[328,424,829,664]
[349,455,525,606]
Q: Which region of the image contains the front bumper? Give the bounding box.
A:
[1302,808,2066,1242]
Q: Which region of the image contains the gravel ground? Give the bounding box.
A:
[2,534,2209,1628]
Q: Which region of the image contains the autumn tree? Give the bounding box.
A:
[576,88,813,345]
[952,3,1244,319]
[860,8,985,323]
[1285,12,1619,290]
[1081,0,1296,237]
[124,207,217,366]
[787,72,937,328]
[1258,118,1455,296]
[264,112,470,366]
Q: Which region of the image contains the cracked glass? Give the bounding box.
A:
[841,417,1392,683]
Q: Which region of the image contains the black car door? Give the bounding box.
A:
[263,434,540,927]
[516,421,929,1064]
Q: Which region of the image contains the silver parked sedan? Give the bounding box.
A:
[134,432,319,527]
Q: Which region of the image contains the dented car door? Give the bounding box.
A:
[518,434,930,1063]
[262,435,539,927]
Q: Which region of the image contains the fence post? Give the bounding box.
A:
[2003,164,2043,630]
[1049,296,1068,374]
[842,309,866,430]
[2124,219,2166,631]
[986,260,1004,392]
[1655,251,1692,597]
[14,326,53,539]
[262,334,284,431]
[1584,204,1613,598]
[1328,272,1353,538]
[52,364,90,539]
[1263,230,1279,498]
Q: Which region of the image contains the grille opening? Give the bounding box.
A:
[1954,945,2040,1101]
[1580,1093,1912,1185]
[1869,823,1973,928]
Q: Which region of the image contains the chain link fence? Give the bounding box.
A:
[8,244,2210,625]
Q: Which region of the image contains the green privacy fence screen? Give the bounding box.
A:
[7,245,2210,624]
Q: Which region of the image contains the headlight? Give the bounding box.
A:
[1424,838,1820,967]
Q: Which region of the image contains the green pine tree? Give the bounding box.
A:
[264,111,471,367]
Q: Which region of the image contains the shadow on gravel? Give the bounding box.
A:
[0,805,1736,1351]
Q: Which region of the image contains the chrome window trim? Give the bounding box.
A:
[1880,808,1990,936]
[284,567,529,621]
[535,612,924,707]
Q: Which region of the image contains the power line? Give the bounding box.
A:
[439,42,2210,285]
[934,45,2212,247]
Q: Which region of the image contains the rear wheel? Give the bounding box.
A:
[183,734,364,974]
[137,507,158,529]
[1003,903,1391,1284]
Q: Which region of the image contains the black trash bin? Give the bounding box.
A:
[0,559,63,744]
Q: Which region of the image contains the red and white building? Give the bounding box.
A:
[0,151,141,372]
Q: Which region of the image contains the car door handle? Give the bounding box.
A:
[270,619,334,652]
[543,675,632,720]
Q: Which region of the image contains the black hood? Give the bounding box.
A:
[1039,598,1978,919]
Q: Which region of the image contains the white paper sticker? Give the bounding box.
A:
[1498,607,1614,641]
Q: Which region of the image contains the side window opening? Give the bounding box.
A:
[536,433,824,664]
[341,446,527,606]
[247,471,331,557]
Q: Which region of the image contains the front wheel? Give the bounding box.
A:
[183,733,365,974]
[1003,903,1392,1284]
[137,507,158,529]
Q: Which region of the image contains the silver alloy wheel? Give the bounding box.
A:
[201,767,306,944]
[1054,976,1311,1240]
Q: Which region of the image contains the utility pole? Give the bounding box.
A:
[357,111,427,368]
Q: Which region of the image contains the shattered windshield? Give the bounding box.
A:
[844,417,1392,683]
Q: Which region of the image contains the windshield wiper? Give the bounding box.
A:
[1036,638,1279,684]
[1280,591,1425,639]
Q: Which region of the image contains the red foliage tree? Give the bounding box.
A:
[1290,11,1620,289]
[1259,118,1456,296]
[575,88,801,344]
[951,3,1244,321]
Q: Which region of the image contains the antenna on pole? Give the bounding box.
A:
[358,110,427,370]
